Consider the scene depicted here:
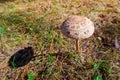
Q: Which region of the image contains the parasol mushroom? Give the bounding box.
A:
[61,15,94,53]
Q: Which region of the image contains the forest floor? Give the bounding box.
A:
[0,0,120,80]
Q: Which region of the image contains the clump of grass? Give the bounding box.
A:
[0,25,5,39]
[93,60,112,80]
[93,73,103,80]
[27,73,37,80]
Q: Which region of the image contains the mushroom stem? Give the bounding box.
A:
[76,39,79,52]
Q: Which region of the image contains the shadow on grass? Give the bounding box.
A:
[94,13,120,49]
[8,46,34,68]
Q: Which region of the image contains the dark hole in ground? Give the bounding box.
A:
[8,46,34,68]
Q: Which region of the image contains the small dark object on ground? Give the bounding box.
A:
[8,47,34,68]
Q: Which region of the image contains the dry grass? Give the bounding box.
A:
[0,0,120,80]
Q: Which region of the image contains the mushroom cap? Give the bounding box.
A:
[61,15,94,39]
